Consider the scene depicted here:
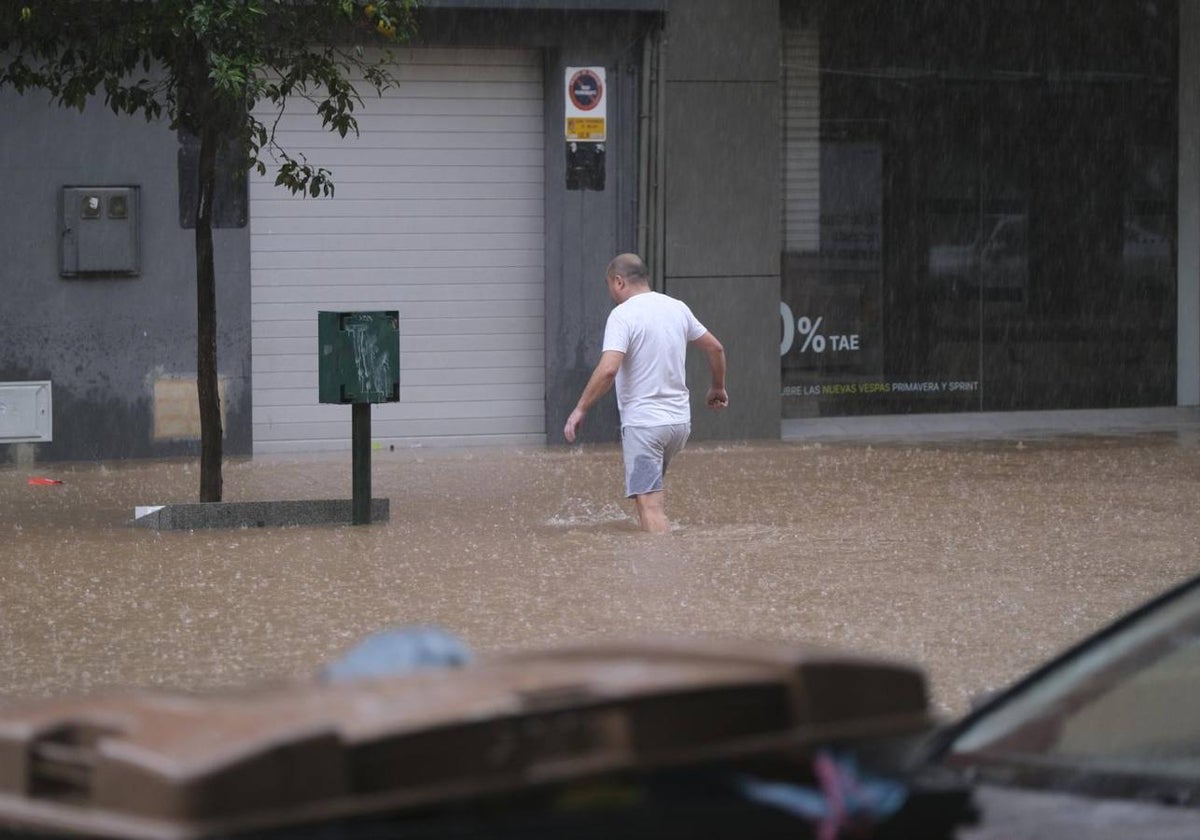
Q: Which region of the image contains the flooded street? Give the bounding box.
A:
[2,436,1198,716]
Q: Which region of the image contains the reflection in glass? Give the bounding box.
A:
[780,0,1177,418]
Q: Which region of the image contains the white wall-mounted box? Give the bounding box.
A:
[0,381,53,443]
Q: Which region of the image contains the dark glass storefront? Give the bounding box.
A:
[781,1,1178,416]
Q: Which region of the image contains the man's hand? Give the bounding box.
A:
[564,407,587,443]
[564,350,623,443]
[692,333,727,413]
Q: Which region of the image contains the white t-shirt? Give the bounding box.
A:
[602,291,708,427]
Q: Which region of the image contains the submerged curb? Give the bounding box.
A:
[131,499,390,530]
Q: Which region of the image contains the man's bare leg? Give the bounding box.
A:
[634,490,670,534]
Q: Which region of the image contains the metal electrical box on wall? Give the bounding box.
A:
[60,186,141,277]
[0,381,53,443]
[318,311,400,404]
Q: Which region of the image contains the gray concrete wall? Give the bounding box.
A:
[537,0,786,444]
[0,90,252,462]
[661,0,782,440]
[542,18,646,445]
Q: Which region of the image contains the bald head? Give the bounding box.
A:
[606,253,649,286]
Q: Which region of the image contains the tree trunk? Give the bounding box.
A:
[196,122,224,503]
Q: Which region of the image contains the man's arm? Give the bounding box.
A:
[691,331,728,409]
[563,349,624,442]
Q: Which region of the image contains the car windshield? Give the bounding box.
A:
[942,578,1200,799]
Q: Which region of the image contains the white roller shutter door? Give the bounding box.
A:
[250,47,545,452]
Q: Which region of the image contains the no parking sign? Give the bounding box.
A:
[565,66,607,141]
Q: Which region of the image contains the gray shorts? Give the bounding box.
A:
[620,423,691,498]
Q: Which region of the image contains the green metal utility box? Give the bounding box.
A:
[318,311,400,404]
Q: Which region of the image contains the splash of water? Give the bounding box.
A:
[545,498,633,528]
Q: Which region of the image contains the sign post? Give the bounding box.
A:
[564,66,608,191]
[318,311,400,524]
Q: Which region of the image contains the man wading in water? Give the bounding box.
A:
[563,254,728,533]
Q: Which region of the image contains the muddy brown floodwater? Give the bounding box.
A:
[2,436,1199,716]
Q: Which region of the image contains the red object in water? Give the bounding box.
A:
[27,477,63,486]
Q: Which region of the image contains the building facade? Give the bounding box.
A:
[1,0,1197,461]
[782,0,1191,417]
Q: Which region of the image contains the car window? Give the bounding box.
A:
[1054,640,1200,769]
[944,581,1200,792]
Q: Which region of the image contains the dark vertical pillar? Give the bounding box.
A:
[662,0,782,441]
[544,18,646,446]
[352,403,371,525]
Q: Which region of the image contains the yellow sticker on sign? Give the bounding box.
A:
[567,117,606,140]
